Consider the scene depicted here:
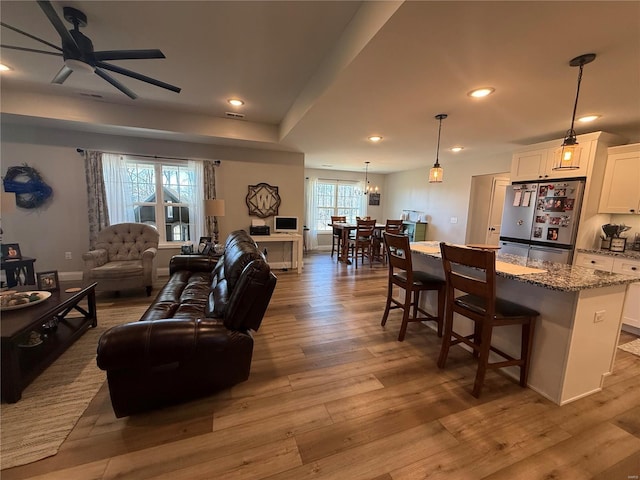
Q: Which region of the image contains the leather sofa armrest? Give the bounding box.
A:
[82,248,108,269]
[96,318,249,370]
[169,255,218,275]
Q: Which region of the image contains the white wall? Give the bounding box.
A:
[1,123,304,277]
[384,152,513,244]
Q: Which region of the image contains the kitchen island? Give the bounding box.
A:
[411,241,638,405]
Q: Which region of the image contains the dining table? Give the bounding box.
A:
[329,222,386,264]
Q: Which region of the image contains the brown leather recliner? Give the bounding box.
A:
[96,230,277,417]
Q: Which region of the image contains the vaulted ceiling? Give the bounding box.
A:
[1,1,639,173]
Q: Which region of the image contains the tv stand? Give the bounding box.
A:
[250,233,303,273]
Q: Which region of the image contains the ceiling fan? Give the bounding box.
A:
[0,0,181,99]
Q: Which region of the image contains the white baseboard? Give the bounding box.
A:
[268,261,293,270]
[59,271,83,282]
[622,323,640,336]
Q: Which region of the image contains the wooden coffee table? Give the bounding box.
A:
[1,282,98,402]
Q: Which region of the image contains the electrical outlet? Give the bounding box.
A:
[594,310,605,323]
[65,251,72,260]
[450,217,458,224]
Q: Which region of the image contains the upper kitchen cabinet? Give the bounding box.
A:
[511,148,551,181]
[511,139,593,181]
[598,143,640,214]
[510,132,623,183]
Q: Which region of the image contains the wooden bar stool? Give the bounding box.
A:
[380,233,445,341]
[437,242,539,398]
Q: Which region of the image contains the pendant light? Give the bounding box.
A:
[553,53,596,170]
[429,113,447,183]
[363,161,370,194]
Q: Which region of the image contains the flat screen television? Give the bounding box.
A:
[274,216,298,233]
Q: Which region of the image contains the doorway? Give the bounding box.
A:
[465,173,510,245]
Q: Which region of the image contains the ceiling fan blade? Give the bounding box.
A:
[36,0,80,55]
[96,61,181,93]
[94,49,165,61]
[1,22,62,52]
[95,67,137,99]
[1,44,62,56]
[51,64,73,84]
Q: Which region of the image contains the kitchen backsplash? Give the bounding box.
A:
[608,215,640,251]
[610,215,640,235]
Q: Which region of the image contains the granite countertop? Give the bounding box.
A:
[577,248,640,260]
[411,241,638,293]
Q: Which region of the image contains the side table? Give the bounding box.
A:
[1,257,36,288]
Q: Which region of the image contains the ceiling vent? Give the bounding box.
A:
[225,111,245,120]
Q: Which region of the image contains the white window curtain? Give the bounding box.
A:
[189,159,205,244]
[359,181,368,217]
[102,153,135,224]
[305,175,319,250]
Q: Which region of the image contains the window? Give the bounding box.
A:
[104,155,201,243]
[313,179,364,232]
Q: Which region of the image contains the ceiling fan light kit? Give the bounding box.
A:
[0,1,181,99]
[553,53,596,171]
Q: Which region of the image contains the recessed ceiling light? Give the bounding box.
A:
[228,98,244,106]
[468,87,495,98]
[578,115,601,123]
[368,135,382,142]
[0,64,12,72]
[450,146,464,152]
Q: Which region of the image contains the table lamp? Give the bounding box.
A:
[205,199,225,252]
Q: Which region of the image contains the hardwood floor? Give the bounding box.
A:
[3,252,640,479]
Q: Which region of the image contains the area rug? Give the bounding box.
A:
[618,338,640,357]
[0,301,148,470]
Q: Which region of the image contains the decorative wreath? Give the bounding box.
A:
[3,164,53,209]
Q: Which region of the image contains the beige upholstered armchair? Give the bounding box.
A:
[82,223,159,296]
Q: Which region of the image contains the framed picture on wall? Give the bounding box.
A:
[368,192,380,206]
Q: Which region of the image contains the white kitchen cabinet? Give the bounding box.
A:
[575,252,640,331]
[511,139,593,182]
[511,149,549,182]
[598,143,640,214]
[574,252,614,271]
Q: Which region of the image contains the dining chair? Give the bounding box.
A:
[330,216,346,259]
[376,219,405,264]
[437,242,540,398]
[347,219,376,268]
[380,232,445,341]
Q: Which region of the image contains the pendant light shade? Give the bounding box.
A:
[553,53,595,171]
[429,113,447,183]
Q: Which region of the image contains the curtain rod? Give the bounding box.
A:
[76,148,221,165]
[316,177,359,182]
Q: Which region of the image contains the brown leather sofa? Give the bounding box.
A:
[96,230,277,417]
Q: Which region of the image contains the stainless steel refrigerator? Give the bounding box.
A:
[499,179,586,264]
